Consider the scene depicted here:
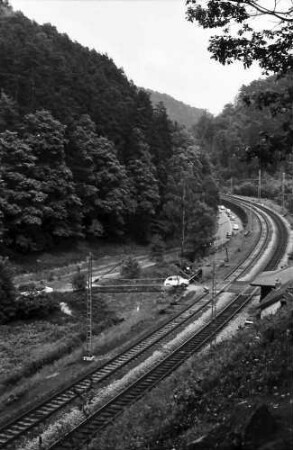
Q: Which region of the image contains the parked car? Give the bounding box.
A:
[18,283,53,296]
[41,286,54,293]
[226,230,232,238]
[233,223,239,230]
[244,317,254,327]
[164,275,189,288]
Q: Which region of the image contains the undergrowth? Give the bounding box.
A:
[88,306,293,450]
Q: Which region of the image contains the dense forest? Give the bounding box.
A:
[0,1,219,256]
[147,89,207,129]
[191,73,293,209]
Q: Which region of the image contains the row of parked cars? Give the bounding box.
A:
[219,205,240,237]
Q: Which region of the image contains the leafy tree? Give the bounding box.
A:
[186,0,293,74]
[0,256,16,324]
[150,102,174,197]
[15,292,59,320]
[66,115,101,236]
[0,90,19,132]
[89,136,134,237]
[0,130,45,251]
[120,256,141,279]
[185,201,216,258]
[21,110,83,247]
[149,234,165,262]
[71,267,87,291]
[160,141,204,240]
[126,129,160,241]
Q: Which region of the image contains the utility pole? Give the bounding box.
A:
[257,169,262,200]
[83,252,94,361]
[230,177,233,194]
[181,179,186,258]
[282,172,285,213]
[211,260,216,321]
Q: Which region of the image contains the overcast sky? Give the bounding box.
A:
[9,0,264,115]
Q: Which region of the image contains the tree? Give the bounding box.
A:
[0,256,16,324]
[120,256,141,279]
[186,0,293,74]
[22,110,82,248]
[89,136,134,237]
[0,130,45,251]
[66,115,101,236]
[0,90,19,132]
[126,129,160,241]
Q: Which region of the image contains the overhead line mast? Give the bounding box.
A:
[84,252,95,361]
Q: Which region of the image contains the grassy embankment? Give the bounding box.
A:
[0,250,182,425]
[87,305,293,450]
[0,223,257,424]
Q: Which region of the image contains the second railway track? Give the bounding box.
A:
[0,196,290,450]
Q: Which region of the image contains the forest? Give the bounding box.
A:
[0,1,219,256]
[191,73,293,207]
[1,0,292,259]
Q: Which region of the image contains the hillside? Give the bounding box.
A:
[147,89,209,128]
[0,4,219,264]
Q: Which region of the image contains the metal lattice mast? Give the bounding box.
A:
[84,252,94,361]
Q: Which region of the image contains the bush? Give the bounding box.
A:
[71,268,87,291]
[120,256,141,279]
[0,257,17,324]
[15,293,59,320]
[234,181,257,197]
[149,235,165,262]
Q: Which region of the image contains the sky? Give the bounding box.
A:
[9,0,265,115]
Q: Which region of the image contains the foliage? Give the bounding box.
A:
[0,6,219,256]
[149,234,165,262]
[88,306,293,450]
[120,256,141,279]
[15,292,59,320]
[192,73,293,186]
[0,256,16,323]
[71,269,87,291]
[186,0,293,75]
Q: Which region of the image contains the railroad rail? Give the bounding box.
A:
[0,196,289,450]
[48,287,257,450]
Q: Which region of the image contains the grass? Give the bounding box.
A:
[0,278,178,426]
[87,305,293,450]
[0,217,265,433]
[0,223,257,420]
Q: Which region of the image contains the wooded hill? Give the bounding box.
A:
[0,1,219,255]
[191,74,293,211]
[147,89,207,129]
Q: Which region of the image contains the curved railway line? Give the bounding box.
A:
[0,196,290,450]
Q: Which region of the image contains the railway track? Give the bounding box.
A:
[48,288,257,450]
[0,196,289,450]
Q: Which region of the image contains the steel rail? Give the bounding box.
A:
[45,198,289,450]
[47,287,257,450]
[0,196,285,449]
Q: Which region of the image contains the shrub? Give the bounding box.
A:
[120,256,141,279]
[0,257,17,324]
[234,181,257,197]
[149,235,165,262]
[15,293,59,320]
[71,268,87,291]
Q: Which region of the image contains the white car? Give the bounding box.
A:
[41,286,54,293]
[233,223,239,230]
[164,275,189,288]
